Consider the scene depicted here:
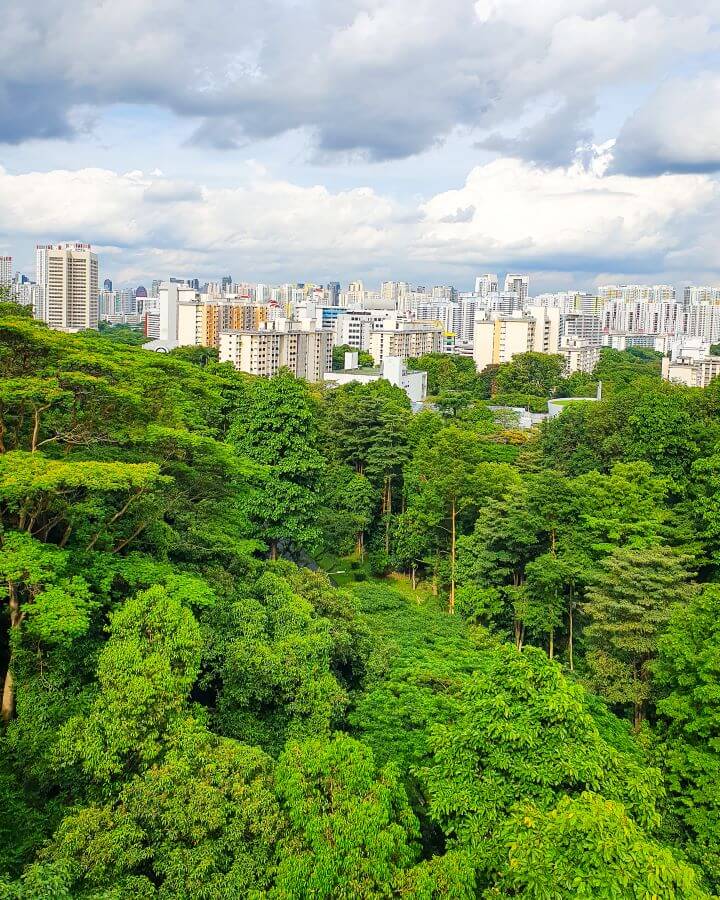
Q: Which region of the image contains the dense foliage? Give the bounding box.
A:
[1,309,720,896]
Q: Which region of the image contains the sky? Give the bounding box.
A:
[2,0,720,292]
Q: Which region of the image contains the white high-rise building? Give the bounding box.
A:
[41,243,98,332]
[598,284,675,303]
[474,274,499,296]
[504,274,530,301]
[0,256,12,287]
[684,286,720,305]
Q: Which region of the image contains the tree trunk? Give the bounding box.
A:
[449,498,456,614]
[1,668,14,725]
[1,584,21,724]
[568,592,574,673]
[384,477,392,554]
[411,564,417,591]
[514,620,525,652]
[356,531,364,560]
[633,701,644,732]
[269,539,278,561]
[549,627,554,660]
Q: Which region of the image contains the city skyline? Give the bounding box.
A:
[1,2,720,289]
[7,240,720,298]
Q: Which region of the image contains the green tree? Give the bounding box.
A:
[488,792,710,899]
[420,645,662,879]
[494,352,564,398]
[55,584,203,787]
[456,482,543,645]
[41,727,282,899]
[273,734,420,898]
[654,583,720,888]
[583,544,694,728]
[332,344,374,370]
[229,370,324,559]
[405,432,518,612]
[406,353,483,398]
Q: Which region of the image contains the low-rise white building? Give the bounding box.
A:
[324,352,427,403]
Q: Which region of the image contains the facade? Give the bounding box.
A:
[559,338,601,374]
[41,243,98,332]
[599,284,676,303]
[685,286,720,305]
[474,274,498,296]
[219,319,333,382]
[177,300,269,348]
[561,312,602,344]
[334,310,373,350]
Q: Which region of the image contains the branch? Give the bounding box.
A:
[86,488,146,551]
[111,522,148,554]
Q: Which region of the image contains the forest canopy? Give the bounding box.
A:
[1,308,719,898]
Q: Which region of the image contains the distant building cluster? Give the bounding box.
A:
[7,241,720,392]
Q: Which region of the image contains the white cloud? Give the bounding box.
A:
[612,73,720,174]
[417,155,719,270]
[2,154,720,285]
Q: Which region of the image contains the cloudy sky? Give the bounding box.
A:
[2,0,720,291]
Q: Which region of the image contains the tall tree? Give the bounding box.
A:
[229,370,325,559]
[583,544,694,728]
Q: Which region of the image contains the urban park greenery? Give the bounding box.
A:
[1,306,720,897]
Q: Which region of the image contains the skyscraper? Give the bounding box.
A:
[42,243,99,332]
[103,278,113,292]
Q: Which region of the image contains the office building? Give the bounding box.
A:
[325,281,341,306]
[559,337,601,375]
[177,299,270,348]
[473,308,560,371]
[474,274,499,296]
[561,312,602,345]
[663,354,720,388]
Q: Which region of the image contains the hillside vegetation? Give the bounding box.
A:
[1,305,719,897]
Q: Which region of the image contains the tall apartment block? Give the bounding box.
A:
[504,274,530,301]
[0,256,12,287]
[473,307,561,371]
[36,242,98,331]
[177,299,271,348]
